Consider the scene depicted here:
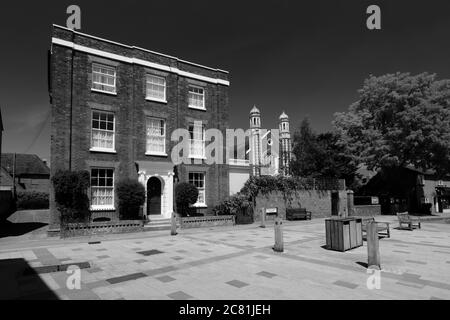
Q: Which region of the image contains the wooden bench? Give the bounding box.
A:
[286,208,312,221]
[361,217,390,238]
[397,213,421,231]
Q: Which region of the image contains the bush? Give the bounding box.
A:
[16,191,49,210]
[212,193,253,224]
[52,170,90,223]
[175,182,199,217]
[116,179,146,220]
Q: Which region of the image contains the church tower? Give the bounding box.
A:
[250,106,262,177]
[279,111,292,176]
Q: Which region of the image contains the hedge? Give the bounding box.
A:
[16,191,49,210]
[117,179,146,220]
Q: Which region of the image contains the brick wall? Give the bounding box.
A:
[254,190,348,220]
[49,26,230,228]
[352,205,381,217]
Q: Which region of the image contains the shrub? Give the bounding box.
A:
[212,193,253,224]
[116,179,146,220]
[16,191,49,210]
[52,170,90,223]
[175,182,199,217]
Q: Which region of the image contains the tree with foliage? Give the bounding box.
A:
[291,118,359,188]
[51,170,90,223]
[116,179,146,220]
[334,72,450,178]
[175,182,199,217]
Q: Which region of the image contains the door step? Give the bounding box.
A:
[144,218,179,232]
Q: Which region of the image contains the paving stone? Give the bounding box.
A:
[167,291,194,300]
[137,250,164,256]
[396,281,425,289]
[256,271,277,279]
[171,257,183,261]
[97,255,110,259]
[106,273,147,284]
[405,260,427,265]
[134,259,147,264]
[96,249,108,252]
[86,267,103,274]
[72,248,83,252]
[226,280,249,288]
[333,281,358,289]
[156,275,176,283]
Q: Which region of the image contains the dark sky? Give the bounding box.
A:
[1,0,450,161]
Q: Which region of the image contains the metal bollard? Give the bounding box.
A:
[260,207,266,228]
[367,221,381,268]
[273,217,284,252]
[171,212,178,236]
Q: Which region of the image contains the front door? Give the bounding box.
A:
[147,177,162,216]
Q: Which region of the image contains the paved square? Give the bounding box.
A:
[1,217,450,300]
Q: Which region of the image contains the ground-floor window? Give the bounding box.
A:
[90,168,114,210]
[189,172,206,206]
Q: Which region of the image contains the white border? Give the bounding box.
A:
[52,37,230,86]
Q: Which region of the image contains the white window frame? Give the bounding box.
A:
[188,85,206,110]
[91,63,117,95]
[146,74,167,103]
[146,117,167,156]
[188,121,206,159]
[90,168,115,211]
[189,172,206,207]
[90,110,116,153]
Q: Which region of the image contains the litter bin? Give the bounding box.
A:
[325,217,363,252]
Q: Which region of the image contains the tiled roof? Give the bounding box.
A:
[1,154,50,176]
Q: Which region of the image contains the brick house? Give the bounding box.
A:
[0,153,50,192]
[48,25,230,231]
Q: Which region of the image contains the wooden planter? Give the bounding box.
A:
[325,217,363,252]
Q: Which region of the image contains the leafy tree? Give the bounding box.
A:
[291,118,359,188]
[334,72,450,177]
[175,182,199,217]
[117,179,146,220]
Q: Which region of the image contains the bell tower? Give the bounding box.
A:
[279,111,292,176]
[250,106,262,177]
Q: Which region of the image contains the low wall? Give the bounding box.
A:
[60,220,144,238]
[352,205,381,217]
[255,190,348,220]
[180,215,235,229]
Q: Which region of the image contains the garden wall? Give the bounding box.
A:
[352,205,381,217]
[60,220,144,238]
[180,215,235,229]
[254,190,348,220]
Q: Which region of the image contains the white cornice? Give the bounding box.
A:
[52,24,229,74]
[52,38,230,86]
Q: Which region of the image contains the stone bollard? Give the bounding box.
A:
[273,217,284,253]
[367,221,381,269]
[260,207,266,228]
[171,212,178,236]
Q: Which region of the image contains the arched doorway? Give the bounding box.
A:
[147,177,162,216]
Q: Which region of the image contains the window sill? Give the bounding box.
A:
[145,97,167,104]
[90,207,116,212]
[191,204,207,208]
[91,88,117,96]
[90,148,117,154]
[145,152,168,157]
[188,106,206,111]
[188,156,207,160]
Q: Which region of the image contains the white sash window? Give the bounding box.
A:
[91,111,115,152]
[91,168,114,210]
[189,172,206,206]
[146,117,166,155]
[92,64,116,94]
[189,121,205,158]
[188,86,205,110]
[146,74,166,102]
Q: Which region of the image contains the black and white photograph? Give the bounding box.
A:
[1,0,450,306]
